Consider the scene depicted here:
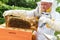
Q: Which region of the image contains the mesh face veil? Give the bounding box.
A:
[37,0,57,13]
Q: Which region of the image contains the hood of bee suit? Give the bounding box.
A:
[36,0,57,14]
[41,0,57,12]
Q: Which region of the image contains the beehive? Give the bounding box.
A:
[4,15,38,40]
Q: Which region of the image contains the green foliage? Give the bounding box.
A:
[6,0,36,8]
[55,31,60,36]
[56,6,60,13]
[57,0,60,3]
[0,0,40,9]
[0,18,5,24]
[0,0,8,3]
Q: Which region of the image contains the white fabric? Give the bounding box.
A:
[48,12,60,32]
[36,11,60,40]
[3,10,26,17]
[37,14,56,40]
[3,9,41,18]
[36,0,58,40]
[41,12,60,32]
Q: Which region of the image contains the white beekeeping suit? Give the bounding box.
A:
[35,0,59,40]
[3,10,35,17]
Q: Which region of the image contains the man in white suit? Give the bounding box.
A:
[3,0,60,40]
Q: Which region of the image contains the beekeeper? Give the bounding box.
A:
[3,0,60,40]
[36,0,60,40]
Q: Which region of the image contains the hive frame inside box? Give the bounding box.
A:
[5,15,38,30]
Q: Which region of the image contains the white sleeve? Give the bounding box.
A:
[3,10,35,17]
[34,2,41,17]
[47,19,60,32]
[3,9,41,18]
[47,12,60,32]
[3,10,27,17]
[38,12,60,32]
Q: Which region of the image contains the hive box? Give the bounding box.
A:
[3,15,37,40]
[0,28,32,40]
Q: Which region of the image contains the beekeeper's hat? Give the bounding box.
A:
[37,0,57,13]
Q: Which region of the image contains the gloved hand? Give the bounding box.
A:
[39,16,54,28]
[39,16,51,23]
[39,15,60,32]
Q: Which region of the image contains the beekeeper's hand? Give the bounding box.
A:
[39,16,54,28]
[44,17,60,32]
[50,20,60,32]
[39,16,50,23]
